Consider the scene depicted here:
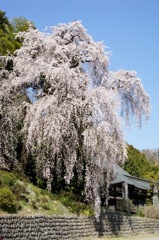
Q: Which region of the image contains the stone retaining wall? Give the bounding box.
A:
[0,212,159,239]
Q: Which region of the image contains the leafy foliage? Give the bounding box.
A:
[0,10,21,55]
[124,144,159,180]
[0,187,19,213]
[57,191,94,216]
[0,170,16,186]
[124,144,150,178]
[0,10,11,32]
[0,10,35,56]
[11,17,35,33]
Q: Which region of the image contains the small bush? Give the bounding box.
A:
[116,199,137,213]
[41,202,50,210]
[136,206,145,217]
[58,191,94,216]
[40,195,49,203]
[141,205,159,219]
[12,181,27,196]
[0,187,19,213]
[0,171,16,187]
[30,199,38,209]
[0,178,2,187]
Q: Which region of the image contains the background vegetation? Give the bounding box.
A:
[0,10,34,56]
[123,144,159,180]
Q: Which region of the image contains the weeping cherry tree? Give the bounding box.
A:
[2,21,150,219]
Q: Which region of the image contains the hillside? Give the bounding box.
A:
[0,170,93,216]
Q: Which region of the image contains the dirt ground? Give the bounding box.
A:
[81,233,159,240]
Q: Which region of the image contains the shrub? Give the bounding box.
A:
[0,187,19,213]
[141,205,159,219]
[0,178,2,187]
[58,191,94,216]
[136,206,145,217]
[0,171,16,187]
[12,181,27,196]
[41,202,50,210]
[30,199,38,209]
[40,195,49,203]
[116,199,137,213]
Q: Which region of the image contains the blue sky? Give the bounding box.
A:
[1,0,159,150]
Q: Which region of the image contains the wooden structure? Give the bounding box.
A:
[109,166,159,211]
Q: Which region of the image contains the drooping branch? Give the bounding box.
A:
[0,21,150,220]
[109,70,150,127]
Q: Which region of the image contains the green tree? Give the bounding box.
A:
[0,10,20,55]
[124,144,159,180]
[124,144,150,178]
[11,17,35,33]
[0,10,12,32]
[0,10,35,56]
[0,187,20,213]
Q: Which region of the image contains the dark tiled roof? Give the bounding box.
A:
[111,165,154,190]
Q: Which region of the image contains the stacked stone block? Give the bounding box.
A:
[0,213,159,239]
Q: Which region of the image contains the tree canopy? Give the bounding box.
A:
[124,144,159,181]
[11,17,35,33]
[0,10,20,55]
[0,20,150,219]
[0,10,34,56]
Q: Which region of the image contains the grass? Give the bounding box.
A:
[0,170,93,216]
[81,233,159,240]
